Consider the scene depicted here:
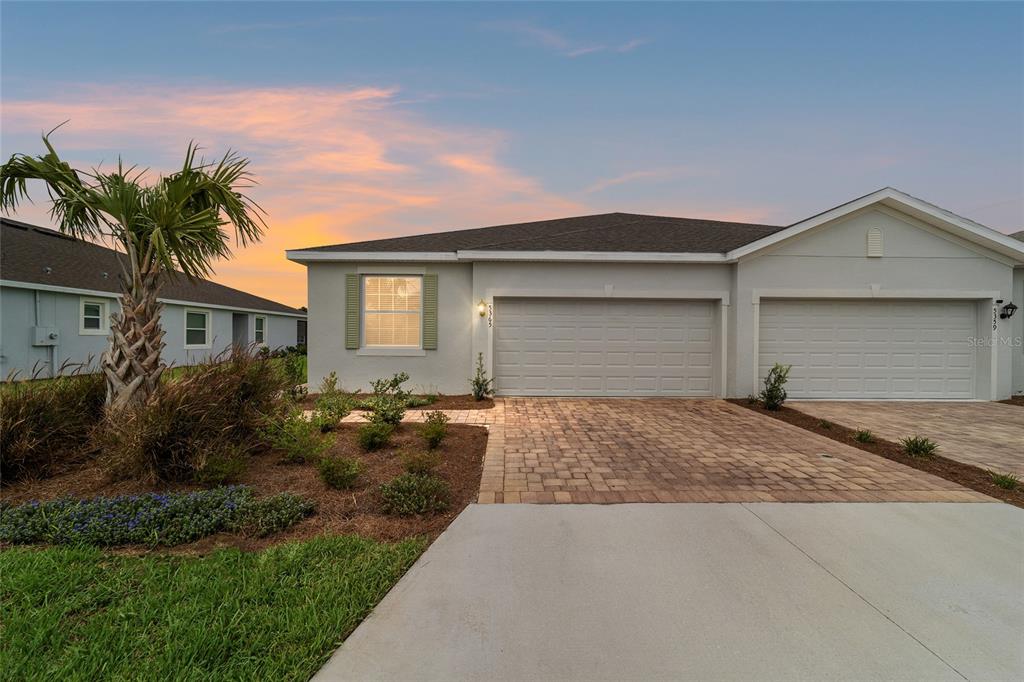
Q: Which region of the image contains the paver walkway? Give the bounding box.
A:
[475,398,985,503]
[791,401,1024,476]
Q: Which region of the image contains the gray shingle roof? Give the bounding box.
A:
[1,218,304,315]
[1010,230,1024,242]
[300,212,785,254]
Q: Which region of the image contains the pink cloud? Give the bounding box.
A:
[1,85,584,307]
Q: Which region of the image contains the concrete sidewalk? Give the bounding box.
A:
[316,503,1022,682]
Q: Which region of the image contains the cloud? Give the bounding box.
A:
[583,167,713,194]
[483,21,649,58]
[1,85,584,307]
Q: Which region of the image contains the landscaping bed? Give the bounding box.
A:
[2,422,487,552]
[731,399,1024,508]
[301,392,494,411]
[999,395,1023,407]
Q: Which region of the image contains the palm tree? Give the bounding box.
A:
[0,130,265,411]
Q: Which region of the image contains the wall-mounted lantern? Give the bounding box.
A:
[999,302,1018,319]
[477,299,487,317]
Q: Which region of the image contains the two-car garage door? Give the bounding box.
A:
[493,298,715,396]
[758,299,978,399]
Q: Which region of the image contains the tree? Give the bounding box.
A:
[0,130,265,411]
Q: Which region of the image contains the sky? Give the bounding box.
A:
[2,1,1022,308]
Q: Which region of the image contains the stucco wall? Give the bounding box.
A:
[733,207,1017,399]
[307,262,473,394]
[0,285,302,378]
[1013,268,1024,396]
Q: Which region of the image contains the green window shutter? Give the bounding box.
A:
[345,274,360,349]
[422,273,438,350]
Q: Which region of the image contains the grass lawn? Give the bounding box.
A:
[1,535,425,681]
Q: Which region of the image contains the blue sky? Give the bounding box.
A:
[2,1,1021,305]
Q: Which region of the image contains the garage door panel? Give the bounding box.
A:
[759,299,977,399]
[494,298,715,396]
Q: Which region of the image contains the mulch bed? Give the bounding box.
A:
[730,399,1023,509]
[299,393,494,411]
[999,396,1024,407]
[2,424,488,553]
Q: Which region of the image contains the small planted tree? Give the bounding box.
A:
[758,363,791,410]
[470,352,494,401]
[0,129,265,411]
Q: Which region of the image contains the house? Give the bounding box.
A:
[287,188,1024,400]
[1,218,307,378]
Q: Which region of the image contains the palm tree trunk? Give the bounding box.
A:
[101,259,166,411]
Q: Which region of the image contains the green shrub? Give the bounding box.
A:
[401,450,441,475]
[988,471,1019,490]
[261,409,333,464]
[357,421,394,451]
[758,363,791,410]
[818,419,833,430]
[379,474,450,516]
[853,429,875,444]
[282,353,307,400]
[0,487,313,547]
[318,456,362,489]
[98,349,290,482]
[406,395,435,408]
[419,410,450,449]
[900,436,939,457]
[0,372,105,482]
[470,352,494,401]
[364,373,411,425]
[312,372,357,431]
[193,442,248,487]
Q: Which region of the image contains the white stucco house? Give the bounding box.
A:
[287,188,1024,400]
[1,218,307,379]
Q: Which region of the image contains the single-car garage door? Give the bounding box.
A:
[493,298,715,396]
[758,299,978,399]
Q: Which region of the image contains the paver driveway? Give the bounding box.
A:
[791,401,1024,476]
[478,398,986,503]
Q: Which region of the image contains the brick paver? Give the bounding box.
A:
[477,398,988,504]
[791,401,1024,476]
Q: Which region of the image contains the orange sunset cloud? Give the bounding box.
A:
[1,85,585,307]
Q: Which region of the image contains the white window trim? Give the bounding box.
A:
[184,308,212,350]
[254,315,267,346]
[360,274,424,351]
[79,297,109,335]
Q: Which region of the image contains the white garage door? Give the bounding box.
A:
[758,299,978,399]
[493,298,715,396]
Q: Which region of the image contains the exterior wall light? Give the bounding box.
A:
[1000,302,1018,319]
[477,299,487,317]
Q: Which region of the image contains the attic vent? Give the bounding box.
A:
[866,227,883,257]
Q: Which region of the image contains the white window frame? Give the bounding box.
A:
[360,274,424,350]
[254,315,267,346]
[79,297,109,335]
[184,308,212,350]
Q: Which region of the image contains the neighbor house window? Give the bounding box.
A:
[362,275,422,347]
[80,298,109,335]
[254,315,267,345]
[184,309,211,348]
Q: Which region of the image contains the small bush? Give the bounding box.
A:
[470,352,494,401]
[318,456,362,490]
[758,363,791,410]
[0,372,105,482]
[988,471,1019,490]
[401,450,441,475]
[357,421,394,451]
[261,409,333,464]
[406,395,436,408]
[419,410,450,449]
[818,419,833,430]
[853,429,875,444]
[193,442,248,487]
[379,474,450,516]
[365,373,411,426]
[900,436,939,457]
[99,349,290,483]
[313,372,357,431]
[282,353,307,400]
[0,487,313,547]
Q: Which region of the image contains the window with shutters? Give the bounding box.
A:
[362,276,422,348]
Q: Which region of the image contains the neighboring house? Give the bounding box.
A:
[1,218,307,378]
[287,188,1024,400]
